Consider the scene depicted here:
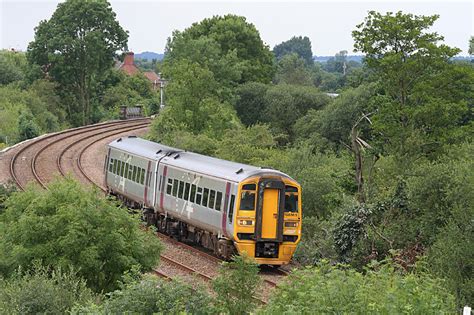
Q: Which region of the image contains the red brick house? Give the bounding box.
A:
[117,52,160,90]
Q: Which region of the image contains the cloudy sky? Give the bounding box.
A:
[1,0,472,56]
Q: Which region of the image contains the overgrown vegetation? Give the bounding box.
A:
[0,0,472,312]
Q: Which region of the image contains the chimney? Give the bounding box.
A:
[123,52,134,65]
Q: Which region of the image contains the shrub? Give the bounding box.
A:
[0,264,94,314]
[0,177,162,293]
[263,260,456,314]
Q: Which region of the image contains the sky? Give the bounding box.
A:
[1,0,473,56]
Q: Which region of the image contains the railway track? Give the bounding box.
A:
[4,117,289,304]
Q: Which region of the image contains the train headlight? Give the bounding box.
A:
[238,219,254,226]
[284,221,298,228]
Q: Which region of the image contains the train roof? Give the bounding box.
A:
[108,136,293,183]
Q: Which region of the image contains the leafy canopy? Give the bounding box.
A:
[273,36,314,65]
[0,177,162,293]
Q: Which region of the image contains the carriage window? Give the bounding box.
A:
[240,191,256,210]
[184,183,191,201]
[109,159,114,172]
[140,168,145,185]
[196,187,203,205]
[209,190,216,209]
[128,164,133,180]
[166,178,173,195]
[215,192,222,211]
[120,161,125,177]
[178,181,185,199]
[113,160,118,174]
[172,179,179,196]
[147,171,152,187]
[132,166,137,182]
[125,163,129,179]
[202,188,209,207]
[228,195,235,222]
[190,184,196,203]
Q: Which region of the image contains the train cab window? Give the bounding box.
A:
[215,191,223,211]
[166,178,173,195]
[190,184,196,203]
[202,188,209,207]
[284,185,299,213]
[209,190,216,209]
[172,179,179,196]
[228,195,235,222]
[132,166,137,182]
[242,184,256,190]
[196,187,203,205]
[178,181,185,199]
[240,190,255,211]
[184,183,191,201]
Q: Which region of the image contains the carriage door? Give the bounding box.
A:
[256,179,284,242]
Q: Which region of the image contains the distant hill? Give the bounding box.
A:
[313,55,364,63]
[135,51,164,61]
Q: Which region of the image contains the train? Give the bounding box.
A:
[104,136,302,265]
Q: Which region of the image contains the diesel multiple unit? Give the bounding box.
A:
[104,136,302,265]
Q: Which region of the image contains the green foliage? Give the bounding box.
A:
[27,0,128,125]
[17,112,41,141]
[353,11,469,159]
[213,255,261,315]
[97,274,213,314]
[273,36,314,65]
[0,50,27,85]
[0,264,94,315]
[428,205,474,307]
[274,53,313,86]
[165,14,274,87]
[263,84,331,144]
[0,177,162,293]
[264,260,456,314]
[234,82,269,126]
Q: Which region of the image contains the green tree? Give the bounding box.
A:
[0,50,26,85]
[0,177,162,293]
[273,36,314,65]
[213,255,261,315]
[27,0,128,125]
[274,53,313,86]
[234,82,269,126]
[264,260,456,314]
[17,112,41,141]
[0,264,94,315]
[469,36,474,55]
[165,14,274,86]
[353,11,468,159]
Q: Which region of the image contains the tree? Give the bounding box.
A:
[274,53,313,86]
[469,36,474,55]
[234,82,269,126]
[165,14,274,86]
[273,36,314,65]
[0,177,162,293]
[27,0,128,125]
[0,50,26,85]
[353,11,468,159]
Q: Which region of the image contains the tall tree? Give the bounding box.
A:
[274,53,313,86]
[27,0,128,125]
[165,14,274,87]
[352,11,468,159]
[273,36,314,65]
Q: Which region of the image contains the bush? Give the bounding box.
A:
[0,177,162,293]
[213,255,261,315]
[0,264,94,314]
[100,273,213,314]
[263,260,456,314]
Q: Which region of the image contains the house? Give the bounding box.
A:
[117,52,161,90]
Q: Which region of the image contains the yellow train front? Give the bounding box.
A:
[232,175,302,265]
